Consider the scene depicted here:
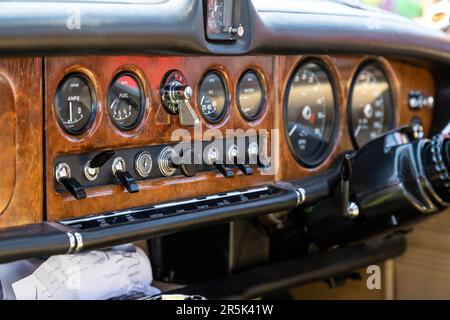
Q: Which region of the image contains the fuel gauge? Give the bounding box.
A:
[55,74,97,135]
[107,72,145,131]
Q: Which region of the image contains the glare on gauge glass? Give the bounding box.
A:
[284,61,337,167]
[349,63,394,148]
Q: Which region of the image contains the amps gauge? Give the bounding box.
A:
[54,73,97,135]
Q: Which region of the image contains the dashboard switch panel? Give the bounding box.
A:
[53,137,262,194]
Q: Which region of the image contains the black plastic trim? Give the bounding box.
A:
[0,0,448,65]
[169,235,406,299]
[0,184,299,263]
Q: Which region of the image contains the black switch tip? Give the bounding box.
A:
[61,177,87,200]
[90,150,116,169]
[115,171,139,193]
[214,163,234,178]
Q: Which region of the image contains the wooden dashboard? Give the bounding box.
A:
[0,55,435,227]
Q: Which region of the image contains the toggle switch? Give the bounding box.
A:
[228,144,252,175]
[112,157,139,193]
[160,70,200,126]
[248,141,269,168]
[84,150,116,181]
[341,154,359,219]
[55,163,86,200]
[207,146,233,178]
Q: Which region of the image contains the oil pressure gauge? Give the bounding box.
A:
[197,71,228,123]
[107,72,145,131]
[55,74,96,135]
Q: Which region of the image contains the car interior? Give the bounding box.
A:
[0,0,449,300]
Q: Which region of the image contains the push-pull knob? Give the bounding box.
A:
[112,157,139,193]
[228,144,252,175]
[84,150,116,181]
[169,149,197,177]
[160,70,200,126]
[207,146,233,178]
[55,163,86,200]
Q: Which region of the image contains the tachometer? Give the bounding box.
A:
[197,71,228,123]
[348,62,394,148]
[55,73,96,135]
[283,61,338,167]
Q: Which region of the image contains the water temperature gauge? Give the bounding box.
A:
[55,73,97,135]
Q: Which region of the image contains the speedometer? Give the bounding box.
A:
[348,62,394,148]
[283,61,338,167]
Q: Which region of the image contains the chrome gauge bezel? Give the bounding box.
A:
[107,71,146,131]
[236,69,266,121]
[197,70,230,124]
[283,59,339,168]
[54,73,97,135]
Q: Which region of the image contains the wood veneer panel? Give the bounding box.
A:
[45,55,435,221]
[277,55,434,181]
[0,58,42,228]
[45,56,276,220]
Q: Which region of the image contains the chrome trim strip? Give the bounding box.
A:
[66,232,76,254]
[275,181,306,206]
[59,186,270,225]
[74,233,84,253]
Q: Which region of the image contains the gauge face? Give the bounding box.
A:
[55,74,96,135]
[206,0,226,35]
[349,63,394,148]
[197,71,228,123]
[237,70,265,120]
[107,73,145,131]
[284,61,337,167]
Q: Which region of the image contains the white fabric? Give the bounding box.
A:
[0,244,159,300]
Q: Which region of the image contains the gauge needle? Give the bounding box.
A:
[310,113,315,125]
[69,101,73,123]
[354,124,361,137]
[289,124,298,136]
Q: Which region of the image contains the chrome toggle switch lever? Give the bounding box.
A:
[341,154,359,219]
[206,146,233,178]
[84,150,116,181]
[160,70,200,126]
[55,163,87,200]
[228,144,252,175]
[112,157,139,193]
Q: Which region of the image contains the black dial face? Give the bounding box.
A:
[284,61,337,167]
[237,70,265,120]
[349,63,394,148]
[107,73,145,131]
[197,71,228,123]
[55,74,96,135]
